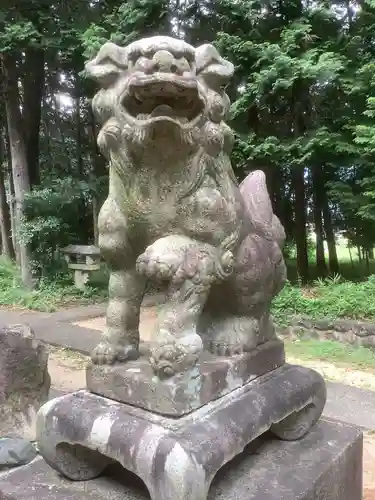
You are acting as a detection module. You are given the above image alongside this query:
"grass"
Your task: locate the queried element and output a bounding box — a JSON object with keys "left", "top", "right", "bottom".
{"left": 0, "top": 257, "right": 107, "bottom": 312}
{"left": 272, "top": 274, "right": 375, "bottom": 326}
{"left": 284, "top": 337, "right": 375, "bottom": 371}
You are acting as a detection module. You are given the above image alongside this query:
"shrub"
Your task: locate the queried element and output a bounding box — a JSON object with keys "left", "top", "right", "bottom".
{"left": 272, "top": 274, "right": 375, "bottom": 325}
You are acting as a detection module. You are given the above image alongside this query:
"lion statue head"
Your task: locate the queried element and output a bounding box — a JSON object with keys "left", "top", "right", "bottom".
{"left": 85, "top": 36, "right": 235, "bottom": 159}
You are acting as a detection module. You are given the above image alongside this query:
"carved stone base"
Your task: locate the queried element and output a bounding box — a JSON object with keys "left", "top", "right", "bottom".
{"left": 86, "top": 339, "right": 285, "bottom": 416}
{"left": 36, "top": 364, "right": 326, "bottom": 500}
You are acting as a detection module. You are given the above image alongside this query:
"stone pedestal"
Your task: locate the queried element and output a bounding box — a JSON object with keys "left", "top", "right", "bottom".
{"left": 36, "top": 364, "right": 326, "bottom": 500}
{"left": 5, "top": 418, "right": 362, "bottom": 500}
{"left": 87, "top": 339, "right": 285, "bottom": 416}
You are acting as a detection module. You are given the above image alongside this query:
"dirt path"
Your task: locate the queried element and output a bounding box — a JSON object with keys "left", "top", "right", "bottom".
{"left": 48, "top": 347, "right": 87, "bottom": 392}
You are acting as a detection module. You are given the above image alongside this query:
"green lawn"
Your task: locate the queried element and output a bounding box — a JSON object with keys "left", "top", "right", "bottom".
{"left": 284, "top": 338, "right": 375, "bottom": 371}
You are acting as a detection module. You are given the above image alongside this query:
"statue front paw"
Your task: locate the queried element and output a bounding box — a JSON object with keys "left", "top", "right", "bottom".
{"left": 136, "top": 236, "right": 234, "bottom": 286}
{"left": 150, "top": 334, "right": 203, "bottom": 378}
{"left": 91, "top": 342, "right": 139, "bottom": 365}
{"left": 136, "top": 237, "right": 191, "bottom": 284}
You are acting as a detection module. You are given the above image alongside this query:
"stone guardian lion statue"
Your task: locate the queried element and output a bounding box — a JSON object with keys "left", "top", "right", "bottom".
{"left": 85, "top": 36, "right": 286, "bottom": 377}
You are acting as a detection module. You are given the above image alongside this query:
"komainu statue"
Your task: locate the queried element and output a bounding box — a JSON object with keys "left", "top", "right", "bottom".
{"left": 36, "top": 37, "right": 327, "bottom": 500}
{"left": 86, "top": 36, "right": 287, "bottom": 377}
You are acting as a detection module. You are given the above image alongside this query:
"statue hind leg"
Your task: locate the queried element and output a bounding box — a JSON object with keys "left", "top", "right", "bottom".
{"left": 202, "top": 233, "right": 286, "bottom": 356}
{"left": 91, "top": 197, "right": 146, "bottom": 365}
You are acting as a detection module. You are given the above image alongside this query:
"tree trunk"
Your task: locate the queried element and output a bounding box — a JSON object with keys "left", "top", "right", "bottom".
{"left": 0, "top": 130, "right": 15, "bottom": 260}
{"left": 0, "top": 170, "right": 14, "bottom": 260}
{"left": 23, "top": 48, "right": 45, "bottom": 187}
{"left": 88, "top": 106, "right": 107, "bottom": 178}
{"left": 348, "top": 245, "right": 354, "bottom": 269}
{"left": 321, "top": 182, "right": 339, "bottom": 275}
{"left": 272, "top": 165, "right": 283, "bottom": 222}
{"left": 2, "top": 126, "right": 18, "bottom": 260}
{"left": 366, "top": 250, "right": 370, "bottom": 275}
{"left": 7, "top": 166, "right": 19, "bottom": 263}
{"left": 311, "top": 165, "right": 327, "bottom": 277}
{"left": 92, "top": 196, "right": 99, "bottom": 245}
{"left": 292, "top": 165, "right": 309, "bottom": 283}
{"left": 75, "top": 74, "right": 84, "bottom": 177}
{"left": 357, "top": 244, "right": 362, "bottom": 262}
{"left": 2, "top": 53, "right": 34, "bottom": 288}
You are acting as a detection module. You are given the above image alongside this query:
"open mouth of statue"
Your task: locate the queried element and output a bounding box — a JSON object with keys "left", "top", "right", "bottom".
{"left": 122, "top": 75, "right": 205, "bottom": 127}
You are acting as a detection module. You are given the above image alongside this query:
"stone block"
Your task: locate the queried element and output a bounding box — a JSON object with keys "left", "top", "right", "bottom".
{"left": 87, "top": 339, "right": 285, "bottom": 416}
{"left": 0, "top": 419, "right": 362, "bottom": 499}
{"left": 0, "top": 324, "right": 50, "bottom": 441}
{"left": 0, "top": 439, "right": 37, "bottom": 470}
{"left": 36, "top": 364, "right": 326, "bottom": 500}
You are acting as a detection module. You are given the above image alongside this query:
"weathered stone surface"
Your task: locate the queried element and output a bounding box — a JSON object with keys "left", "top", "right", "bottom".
{"left": 279, "top": 317, "right": 375, "bottom": 349}
{"left": 0, "top": 324, "right": 50, "bottom": 441}
{"left": 0, "top": 439, "right": 37, "bottom": 469}
{"left": 87, "top": 339, "right": 285, "bottom": 416}
{"left": 85, "top": 35, "right": 287, "bottom": 378}
{"left": 36, "top": 364, "right": 326, "bottom": 500}
{"left": 8, "top": 418, "right": 361, "bottom": 500}
{"left": 209, "top": 418, "right": 363, "bottom": 500}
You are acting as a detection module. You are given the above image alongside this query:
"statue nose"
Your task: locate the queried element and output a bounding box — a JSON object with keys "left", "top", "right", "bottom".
{"left": 152, "top": 50, "right": 177, "bottom": 73}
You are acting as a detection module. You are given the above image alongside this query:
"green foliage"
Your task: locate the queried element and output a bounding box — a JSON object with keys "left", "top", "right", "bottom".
{"left": 20, "top": 178, "right": 97, "bottom": 277}
{"left": 81, "top": 0, "right": 170, "bottom": 58}
{"left": 0, "top": 257, "right": 107, "bottom": 311}
{"left": 4, "top": 0, "right": 375, "bottom": 300}
{"left": 0, "top": 21, "right": 40, "bottom": 50}
{"left": 272, "top": 275, "right": 375, "bottom": 326}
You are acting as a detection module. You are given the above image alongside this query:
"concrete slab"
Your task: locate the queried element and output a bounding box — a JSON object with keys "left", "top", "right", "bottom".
{"left": 0, "top": 306, "right": 103, "bottom": 355}
{"left": 0, "top": 305, "right": 106, "bottom": 326}
{"left": 0, "top": 418, "right": 362, "bottom": 500}
{"left": 325, "top": 381, "right": 375, "bottom": 430}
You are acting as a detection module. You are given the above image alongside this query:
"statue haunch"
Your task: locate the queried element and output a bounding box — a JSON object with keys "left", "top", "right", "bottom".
{"left": 86, "top": 36, "right": 287, "bottom": 378}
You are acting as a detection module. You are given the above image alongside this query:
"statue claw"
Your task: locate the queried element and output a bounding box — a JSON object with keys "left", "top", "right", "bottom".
{"left": 91, "top": 342, "right": 139, "bottom": 365}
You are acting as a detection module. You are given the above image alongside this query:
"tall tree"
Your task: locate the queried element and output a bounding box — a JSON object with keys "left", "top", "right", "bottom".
{"left": 0, "top": 127, "right": 15, "bottom": 260}
{"left": 1, "top": 53, "right": 33, "bottom": 287}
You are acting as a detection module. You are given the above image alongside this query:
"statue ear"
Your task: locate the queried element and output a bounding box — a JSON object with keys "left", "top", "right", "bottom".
{"left": 85, "top": 42, "right": 128, "bottom": 89}
{"left": 195, "top": 44, "right": 234, "bottom": 87}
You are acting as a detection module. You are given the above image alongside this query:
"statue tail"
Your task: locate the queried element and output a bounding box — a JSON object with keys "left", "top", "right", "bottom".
{"left": 239, "top": 170, "right": 286, "bottom": 249}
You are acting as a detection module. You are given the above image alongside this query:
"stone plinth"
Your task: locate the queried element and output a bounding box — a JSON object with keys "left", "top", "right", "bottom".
{"left": 36, "top": 364, "right": 326, "bottom": 500}
{"left": 0, "top": 324, "right": 50, "bottom": 441}
{"left": 6, "top": 419, "right": 362, "bottom": 500}
{"left": 87, "top": 340, "right": 285, "bottom": 416}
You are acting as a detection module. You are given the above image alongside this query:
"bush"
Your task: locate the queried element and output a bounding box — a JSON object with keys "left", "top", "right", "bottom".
{"left": 0, "top": 257, "right": 107, "bottom": 311}
{"left": 272, "top": 274, "right": 375, "bottom": 326}
{"left": 20, "top": 177, "right": 99, "bottom": 278}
